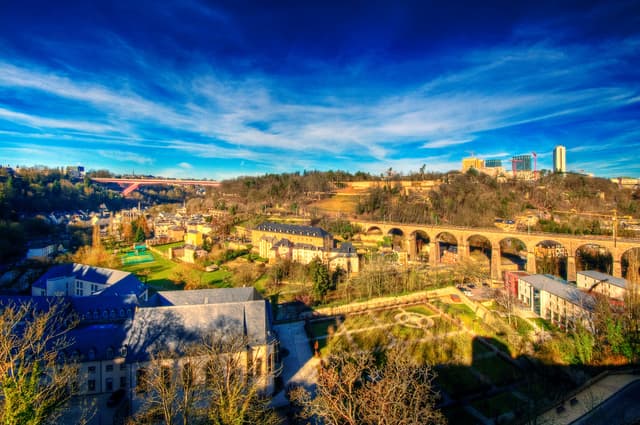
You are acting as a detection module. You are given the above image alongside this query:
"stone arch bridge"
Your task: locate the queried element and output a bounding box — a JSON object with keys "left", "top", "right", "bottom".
{"left": 353, "top": 220, "right": 640, "bottom": 281}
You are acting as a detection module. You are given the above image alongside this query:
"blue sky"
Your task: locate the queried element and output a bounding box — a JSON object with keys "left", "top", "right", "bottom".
{"left": 0, "top": 1, "right": 638, "bottom": 179}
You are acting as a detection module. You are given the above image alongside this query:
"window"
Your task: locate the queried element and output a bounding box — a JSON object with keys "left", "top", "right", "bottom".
{"left": 136, "top": 369, "right": 147, "bottom": 393}
{"left": 120, "top": 363, "right": 127, "bottom": 371}
{"left": 88, "top": 379, "right": 96, "bottom": 392}
{"left": 90, "top": 284, "right": 98, "bottom": 294}
{"left": 254, "top": 358, "right": 262, "bottom": 377}
{"left": 106, "top": 364, "right": 114, "bottom": 372}
{"left": 75, "top": 288, "right": 83, "bottom": 296}
{"left": 120, "top": 376, "right": 127, "bottom": 388}
{"left": 120, "top": 345, "right": 128, "bottom": 357}
{"left": 88, "top": 349, "right": 96, "bottom": 361}
{"left": 88, "top": 366, "right": 96, "bottom": 373}
{"left": 106, "top": 347, "right": 114, "bottom": 358}
{"left": 106, "top": 378, "right": 113, "bottom": 392}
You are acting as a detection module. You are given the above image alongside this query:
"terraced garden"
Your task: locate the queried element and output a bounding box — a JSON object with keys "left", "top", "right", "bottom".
{"left": 303, "top": 291, "right": 577, "bottom": 424}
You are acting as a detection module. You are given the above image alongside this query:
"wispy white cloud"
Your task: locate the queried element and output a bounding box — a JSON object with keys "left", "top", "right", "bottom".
{"left": 178, "top": 162, "right": 192, "bottom": 169}
{"left": 422, "top": 138, "right": 474, "bottom": 149}
{"left": 97, "top": 150, "right": 153, "bottom": 165}
{"left": 0, "top": 31, "right": 638, "bottom": 176}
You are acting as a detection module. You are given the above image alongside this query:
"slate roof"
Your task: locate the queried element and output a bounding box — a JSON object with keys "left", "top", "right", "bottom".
{"left": 33, "top": 263, "right": 146, "bottom": 298}
{"left": 520, "top": 274, "right": 594, "bottom": 310}
{"left": 273, "top": 238, "right": 294, "bottom": 249}
{"left": 3, "top": 287, "right": 274, "bottom": 365}
{"left": 151, "top": 287, "right": 260, "bottom": 306}
{"left": 333, "top": 242, "right": 357, "bottom": 255}
{"left": 67, "top": 322, "right": 129, "bottom": 361}
{"left": 124, "top": 294, "right": 273, "bottom": 362}
{"left": 256, "top": 221, "right": 331, "bottom": 238}
{"left": 577, "top": 270, "right": 627, "bottom": 289}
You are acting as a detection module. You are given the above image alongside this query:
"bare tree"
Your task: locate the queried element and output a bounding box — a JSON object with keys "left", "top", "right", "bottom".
{"left": 0, "top": 299, "right": 80, "bottom": 425}
{"left": 291, "top": 346, "right": 445, "bottom": 425}
{"left": 133, "top": 348, "right": 202, "bottom": 425}
{"left": 494, "top": 288, "right": 517, "bottom": 327}
{"left": 199, "top": 334, "right": 279, "bottom": 425}
{"left": 132, "top": 334, "right": 279, "bottom": 425}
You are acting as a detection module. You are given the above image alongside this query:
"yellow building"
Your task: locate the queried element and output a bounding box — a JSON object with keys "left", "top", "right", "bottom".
{"left": 462, "top": 157, "right": 485, "bottom": 172}
{"left": 252, "top": 222, "right": 333, "bottom": 252}
{"left": 184, "top": 230, "right": 203, "bottom": 247}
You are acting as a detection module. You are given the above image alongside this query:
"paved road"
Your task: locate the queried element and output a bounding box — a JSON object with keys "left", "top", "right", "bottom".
{"left": 571, "top": 379, "right": 640, "bottom": 425}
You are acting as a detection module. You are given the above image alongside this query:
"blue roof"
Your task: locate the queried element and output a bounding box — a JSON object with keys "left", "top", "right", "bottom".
{"left": 32, "top": 263, "right": 147, "bottom": 297}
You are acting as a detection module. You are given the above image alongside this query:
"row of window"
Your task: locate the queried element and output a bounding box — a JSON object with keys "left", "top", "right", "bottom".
{"left": 86, "top": 345, "right": 128, "bottom": 360}
{"left": 87, "top": 376, "right": 126, "bottom": 392}
{"left": 81, "top": 308, "right": 133, "bottom": 321}
{"left": 87, "top": 363, "right": 127, "bottom": 374}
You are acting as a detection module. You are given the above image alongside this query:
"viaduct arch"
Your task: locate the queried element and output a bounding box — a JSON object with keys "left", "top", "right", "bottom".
{"left": 353, "top": 220, "right": 640, "bottom": 281}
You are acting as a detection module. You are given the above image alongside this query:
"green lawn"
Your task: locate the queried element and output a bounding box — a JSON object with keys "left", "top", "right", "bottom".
{"left": 473, "top": 355, "right": 522, "bottom": 386}
{"left": 151, "top": 241, "right": 185, "bottom": 253}
{"left": 405, "top": 305, "right": 437, "bottom": 316}
{"left": 390, "top": 324, "right": 426, "bottom": 340}
{"left": 342, "top": 313, "right": 376, "bottom": 330}
{"left": 306, "top": 318, "right": 341, "bottom": 339}
{"left": 532, "top": 318, "right": 557, "bottom": 331}
{"left": 432, "top": 300, "right": 477, "bottom": 327}
{"left": 120, "top": 251, "right": 231, "bottom": 291}
{"left": 120, "top": 251, "right": 179, "bottom": 290}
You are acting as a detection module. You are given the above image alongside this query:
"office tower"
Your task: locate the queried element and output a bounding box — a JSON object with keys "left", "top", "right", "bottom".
{"left": 553, "top": 145, "right": 566, "bottom": 173}
{"left": 512, "top": 155, "right": 532, "bottom": 172}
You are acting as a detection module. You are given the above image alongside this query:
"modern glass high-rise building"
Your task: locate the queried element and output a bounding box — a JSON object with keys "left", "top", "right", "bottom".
{"left": 553, "top": 145, "right": 566, "bottom": 173}
{"left": 485, "top": 159, "right": 502, "bottom": 168}
{"left": 512, "top": 155, "right": 532, "bottom": 171}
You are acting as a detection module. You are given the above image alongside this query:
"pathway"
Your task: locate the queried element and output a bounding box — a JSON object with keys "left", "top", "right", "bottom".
{"left": 537, "top": 374, "right": 640, "bottom": 425}
{"left": 270, "top": 321, "right": 320, "bottom": 408}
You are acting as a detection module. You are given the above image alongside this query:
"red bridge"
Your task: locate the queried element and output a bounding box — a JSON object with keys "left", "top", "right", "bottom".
{"left": 91, "top": 177, "right": 221, "bottom": 196}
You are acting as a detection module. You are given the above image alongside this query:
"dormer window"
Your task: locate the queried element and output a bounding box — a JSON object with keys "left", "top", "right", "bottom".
{"left": 106, "top": 346, "right": 114, "bottom": 359}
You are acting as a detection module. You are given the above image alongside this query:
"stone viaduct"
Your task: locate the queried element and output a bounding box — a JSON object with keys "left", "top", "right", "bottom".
{"left": 353, "top": 220, "right": 640, "bottom": 281}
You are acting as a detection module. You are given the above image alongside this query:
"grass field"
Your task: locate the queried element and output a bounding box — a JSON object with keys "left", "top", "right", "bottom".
{"left": 308, "top": 194, "right": 359, "bottom": 214}
{"left": 151, "top": 241, "right": 185, "bottom": 253}
{"left": 120, "top": 250, "right": 231, "bottom": 291}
